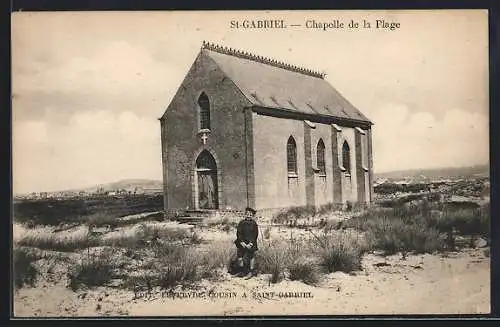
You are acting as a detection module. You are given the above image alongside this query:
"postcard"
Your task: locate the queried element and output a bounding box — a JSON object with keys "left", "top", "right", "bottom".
{"left": 11, "top": 10, "right": 490, "bottom": 317}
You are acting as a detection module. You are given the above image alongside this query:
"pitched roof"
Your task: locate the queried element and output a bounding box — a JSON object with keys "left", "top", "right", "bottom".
{"left": 201, "top": 42, "right": 372, "bottom": 125}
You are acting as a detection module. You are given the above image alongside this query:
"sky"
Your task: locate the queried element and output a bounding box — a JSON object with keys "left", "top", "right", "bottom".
{"left": 11, "top": 10, "right": 489, "bottom": 194}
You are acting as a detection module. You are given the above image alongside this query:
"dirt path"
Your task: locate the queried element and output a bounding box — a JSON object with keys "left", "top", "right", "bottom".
{"left": 13, "top": 248, "right": 489, "bottom": 317}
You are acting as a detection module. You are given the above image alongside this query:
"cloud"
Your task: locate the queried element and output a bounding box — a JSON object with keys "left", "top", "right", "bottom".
{"left": 10, "top": 12, "right": 489, "bottom": 193}
{"left": 13, "top": 40, "right": 190, "bottom": 123}
{"left": 371, "top": 104, "right": 489, "bottom": 172}
{"left": 13, "top": 110, "right": 161, "bottom": 194}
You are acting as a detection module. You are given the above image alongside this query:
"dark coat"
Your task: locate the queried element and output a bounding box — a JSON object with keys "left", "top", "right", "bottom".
{"left": 235, "top": 218, "right": 259, "bottom": 251}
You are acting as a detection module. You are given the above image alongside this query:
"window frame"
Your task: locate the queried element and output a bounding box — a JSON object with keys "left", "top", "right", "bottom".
{"left": 316, "top": 138, "right": 326, "bottom": 177}
{"left": 197, "top": 92, "right": 211, "bottom": 131}
{"left": 342, "top": 140, "right": 351, "bottom": 176}
{"left": 287, "top": 136, "right": 298, "bottom": 177}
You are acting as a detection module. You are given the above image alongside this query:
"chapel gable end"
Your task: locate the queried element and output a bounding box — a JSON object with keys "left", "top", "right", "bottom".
{"left": 160, "top": 50, "right": 251, "bottom": 123}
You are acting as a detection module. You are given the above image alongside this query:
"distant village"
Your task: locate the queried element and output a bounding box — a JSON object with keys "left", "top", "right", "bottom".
{"left": 15, "top": 185, "right": 163, "bottom": 201}
{"left": 15, "top": 173, "right": 489, "bottom": 202}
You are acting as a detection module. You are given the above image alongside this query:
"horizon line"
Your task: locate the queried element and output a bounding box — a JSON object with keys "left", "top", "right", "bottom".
{"left": 13, "top": 163, "right": 489, "bottom": 195}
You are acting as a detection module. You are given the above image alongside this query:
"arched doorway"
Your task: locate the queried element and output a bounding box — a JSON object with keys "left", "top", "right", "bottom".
{"left": 195, "top": 150, "right": 219, "bottom": 209}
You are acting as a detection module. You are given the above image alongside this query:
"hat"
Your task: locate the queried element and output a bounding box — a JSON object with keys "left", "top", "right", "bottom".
{"left": 245, "top": 207, "right": 257, "bottom": 214}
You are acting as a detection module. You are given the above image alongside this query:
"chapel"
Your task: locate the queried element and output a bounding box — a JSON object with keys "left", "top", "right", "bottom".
{"left": 160, "top": 41, "right": 374, "bottom": 213}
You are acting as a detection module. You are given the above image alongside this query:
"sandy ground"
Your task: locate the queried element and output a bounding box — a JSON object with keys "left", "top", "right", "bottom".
{"left": 13, "top": 247, "right": 490, "bottom": 317}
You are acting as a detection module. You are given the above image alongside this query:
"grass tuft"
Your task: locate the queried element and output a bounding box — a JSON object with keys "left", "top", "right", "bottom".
{"left": 310, "top": 230, "right": 365, "bottom": 273}
{"left": 288, "top": 256, "right": 320, "bottom": 285}
{"left": 17, "top": 226, "right": 97, "bottom": 252}
{"left": 13, "top": 247, "right": 39, "bottom": 289}
{"left": 67, "top": 248, "right": 116, "bottom": 291}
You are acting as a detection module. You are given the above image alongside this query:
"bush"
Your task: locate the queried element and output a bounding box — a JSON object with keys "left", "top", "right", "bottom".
{"left": 311, "top": 231, "right": 364, "bottom": 273}
{"left": 100, "top": 223, "right": 199, "bottom": 248}
{"left": 443, "top": 207, "right": 489, "bottom": 237}
{"left": 341, "top": 207, "right": 445, "bottom": 255}
{"left": 342, "top": 207, "right": 393, "bottom": 231}
{"left": 143, "top": 223, "right": 193, "bottom": 242}
{"left": 257, "top": 241, "right": 290, "bottom": 283}
{"left": 316, "top": 203, "right": 342, "bottom": 215}
{"left": 374, "top": 182, "right": 430, "bottom": 195}
{"left": 270, "top": 203, "right": 351, "bottom": 225}
{"left": 199, "top": 240, "right": 236, "bottom": 279}
{"left": 150, "top": 243, "right": 207, "bottom": 288}
{"left": 13, "top": 247, "right": 39, "bottom": 289}
{"left": 437, "top": 205, "right": 490, "bottom": 248}
{"left": 263, "top": 226, "right": 271, "bottom": 240}
{"left": 321, "top": 218, "right": 343, "bottom": 232}
{"left": 288, "top": 257, "right": 320, "bottom": 285}
{"left": 126, "top": 251, "right": 203, "bottom": 293}
{"left": 68, "top": 248, "right": 116, "bottom": 290}
{"left": 189, "top": 231, "right": 203, "bottom": 244}
{"left": 257, "top": 239, "right": 306, "bottom": 283}
{"left": 205, "top": 215, "right": 238, "bottom": 231}
{"left": 100, "top": 228, "right": 144, "bottom": 248}
{"left": 156, "top": 249, "right": 201, "bottom": 288}
{"left": 272, "top": 205, "right": 316, "bottom": 224}
{"left": 83, "top": 212, "right": 120, "bottom": 228}
{"left": 367, "top": 218, "right": 444, "bottom": 255}
{"left": 17, "top": 226, "right": 97, "bottom": 252}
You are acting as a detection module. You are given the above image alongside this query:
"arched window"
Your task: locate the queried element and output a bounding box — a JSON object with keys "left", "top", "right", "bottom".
{"left": 198, "top": 92, "right": 210, "bottom": 130}
{"left": 317, "top": 139, "right": 326, "bottom": 175}
{"left": 287, "top": 136, "right": 297, "bottom": 175}
{"left": 342, "top": 141, "right": 351, "bottom": 175}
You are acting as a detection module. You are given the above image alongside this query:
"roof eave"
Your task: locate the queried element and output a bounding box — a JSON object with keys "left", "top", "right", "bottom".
{"left": 247, "top": 105, "right": 373, "bottom": 128}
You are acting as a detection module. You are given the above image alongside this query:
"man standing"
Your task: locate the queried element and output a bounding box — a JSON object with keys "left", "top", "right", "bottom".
{"left": 234, "top": 207, "right": 259, "bottom": 279}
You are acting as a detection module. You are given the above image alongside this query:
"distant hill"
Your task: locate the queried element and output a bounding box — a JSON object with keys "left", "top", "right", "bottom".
{"left": 375, "top": 164, "right": 489, "bottom": 181}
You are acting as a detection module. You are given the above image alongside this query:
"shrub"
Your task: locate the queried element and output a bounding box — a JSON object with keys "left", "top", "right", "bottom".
{"left": 100, "top": 228, "right": 144, "bottom": 248}
{"left": 263, "top": 226, "right": 271, "bottom": 240}
{"left": 444, "top": 207, "right": 489, "bottom": 237}
{"left": 345, "top": 201, "right": 353, "bottom": 212}
{"left": 272, "top": 205, "right": 316, "bottom": 224}
{"left": 479, "top": 203, "right": 491, "bottom": 242}
{"left": 68, "top": 248, "right": 116, "bottom": 291}
{"left": 17, "top": 226, "right": 97, "bottom": 252}
{"left": 342, "top": 208, "right": 393, "bottom": 231}
{"left": 257, "top": 239, "right": 306, "bottom": 283}
{"left": 321, "top": 218, "right": 343, "bottom": 232}
{"left": 437, "top": 205, "right": 490, "bottom": 248}
{"left": 205, "top": 213, "right": 239, "bottom": 233}
{"left": 316, "top": 203, "right": 341, "bottom": 215}
{"left": 82, "top": 212, "right": 120, "bottom": 228}
{"left": 367, "top": 218, "right": 444, "bottom": 255}
{"left": 199, "top": 240, "right": 236, "bottom": 279}
{"left": 123, "top": 273, "right": 157, "bottom": 297}
{"left": 100, "top": 223, "right": 198, "bottom": 248}
{"left": 156, "top": 250, "right": 200, "bottom": 288}
{"left": 141, "top": 223, "right": 190, "bottom": 241}
{"left": 310, "top": 231, "right": 364, "bottom": 273}
{"left": 189, "top": 231, "right": 203, "bottom": 244}
{"left": 257, "top": 241, "right": 289, "bottom": 283}
{"left": 13, "top": 247, "right": 39, "bottom": 289}
{"left": 288, "top": 257, "right": 320, "bottom": 285}
{"left": 374, "top": 182, "right": 430, "bottom": 195}
{"left": 344, "top": 206, "right": 445, "bottom": 255}
{"left": 151, "top": 243, "right": 205, "bottom": 288}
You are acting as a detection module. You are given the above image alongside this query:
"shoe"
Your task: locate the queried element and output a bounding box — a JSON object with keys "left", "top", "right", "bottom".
{"left": 235, "top": 271, "right": 246, "bottom": 278}
{"left": 244, "top": 271, "right": 255, "bottom": 279}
